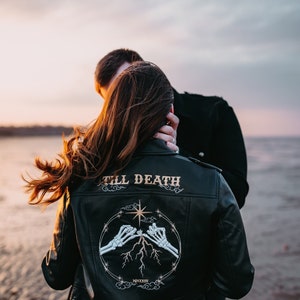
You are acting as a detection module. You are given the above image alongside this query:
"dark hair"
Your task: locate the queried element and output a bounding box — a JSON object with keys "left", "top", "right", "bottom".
{"left": 94, "top": 48, "right": 143, "bottom": 88}
{"left": 24, "top": 61, "right": 173, "bottom": 206}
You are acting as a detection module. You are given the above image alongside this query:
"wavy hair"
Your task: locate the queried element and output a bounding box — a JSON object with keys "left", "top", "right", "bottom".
{"left": 24, "top": 61, "right": 174, "bottom": 206}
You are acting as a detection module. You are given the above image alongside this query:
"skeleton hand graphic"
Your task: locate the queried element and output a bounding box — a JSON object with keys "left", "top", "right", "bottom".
{"left": 100, "top": 225, "right": 140, "bottom": 255}
{"left": 143, "top": 223, "right": 179, "bottom": 258}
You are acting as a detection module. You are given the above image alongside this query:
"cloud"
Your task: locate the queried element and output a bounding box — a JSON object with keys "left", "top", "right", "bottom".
{"left": 0, "top": 0, "right": 299, "bottom": 135}
{"left": 0, "top": 0, "right": 63, "bottom": 18}
{"left": 163, "top": 2, "right": 300, "bottom": 64}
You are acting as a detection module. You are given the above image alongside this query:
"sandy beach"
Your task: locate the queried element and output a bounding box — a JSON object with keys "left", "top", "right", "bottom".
{"left": 0, "top": 196, "right": 69, "bottom": 300}
{"left": 1, "top": 136, "right": 300, "bottom": 300}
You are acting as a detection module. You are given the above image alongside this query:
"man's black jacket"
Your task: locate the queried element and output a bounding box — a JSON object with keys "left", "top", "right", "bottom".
{"left": 174, "top": 90, "right": 249, "bottom": 208}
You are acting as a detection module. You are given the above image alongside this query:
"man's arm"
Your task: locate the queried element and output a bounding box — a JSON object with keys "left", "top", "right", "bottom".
{"left": 211, "top": 101, "right": 249, "bottom": 208}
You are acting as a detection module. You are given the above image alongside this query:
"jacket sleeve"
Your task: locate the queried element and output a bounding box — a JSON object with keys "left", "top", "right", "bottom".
{"left": 41, "top": 193, "right": 80, "bottom": 290}
{"left": 211, "top": 101, "right": 249, "bottom": 208}
{"left": 210, "top": 174, "right": 254, "bottom": 299}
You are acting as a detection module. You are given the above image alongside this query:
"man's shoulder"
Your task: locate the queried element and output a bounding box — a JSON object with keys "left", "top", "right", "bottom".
{"left": 181, "top": 91, "right": 228, "bottom": 104}
{"left": 173, "top": 90, "right": 230, "bottom": 114}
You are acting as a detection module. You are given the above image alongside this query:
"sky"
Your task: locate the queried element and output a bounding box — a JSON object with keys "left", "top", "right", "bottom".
{"left": 0, "top": 0, "right": 299, "bottom": 136}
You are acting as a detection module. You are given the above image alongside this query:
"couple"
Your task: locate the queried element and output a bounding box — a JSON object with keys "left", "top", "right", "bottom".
{"left": 24, "top": 49, "right": 254, "bottom": 299}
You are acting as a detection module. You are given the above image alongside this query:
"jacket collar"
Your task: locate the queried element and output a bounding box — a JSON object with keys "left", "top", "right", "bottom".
{"left": 135, "top": 138, "right": 176, "bottom": 156}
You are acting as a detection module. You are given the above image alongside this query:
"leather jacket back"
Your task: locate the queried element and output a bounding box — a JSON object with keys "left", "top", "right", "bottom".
{"left": 42, "top": 139, "right": 254, "bottom": 299}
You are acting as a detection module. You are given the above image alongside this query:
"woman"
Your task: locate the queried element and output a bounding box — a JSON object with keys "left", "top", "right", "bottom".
{"left": 24, "top": 61, "right": 254, "bottom": 299}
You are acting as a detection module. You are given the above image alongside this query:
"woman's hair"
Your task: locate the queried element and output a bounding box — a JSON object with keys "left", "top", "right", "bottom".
{"left": 94, "top": 48, "right": 143, "bottom": 88}
{"left": 24, "top": 61, "right": 173, "bottom": 206}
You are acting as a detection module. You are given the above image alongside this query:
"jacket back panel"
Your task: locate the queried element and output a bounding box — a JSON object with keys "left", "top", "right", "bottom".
{"left": 70, "top": 152, "right": 222, "bottom": 299}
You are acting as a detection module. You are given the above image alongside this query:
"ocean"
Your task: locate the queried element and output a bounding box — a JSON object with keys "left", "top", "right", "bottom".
{"left": 0, "top": 136, "right": 299, "bottom": 300}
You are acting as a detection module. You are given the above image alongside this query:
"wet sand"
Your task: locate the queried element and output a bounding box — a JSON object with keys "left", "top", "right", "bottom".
{"left": 0, "top": 197, "right": 69, "bottom": 300}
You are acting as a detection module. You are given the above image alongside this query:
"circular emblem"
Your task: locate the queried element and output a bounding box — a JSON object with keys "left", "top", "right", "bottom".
{"left": 99, "top": 200, "right": 181, "bottom": 290}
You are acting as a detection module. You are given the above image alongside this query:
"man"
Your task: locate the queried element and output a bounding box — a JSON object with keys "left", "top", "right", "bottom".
{"left": 94, "top": 49, "right": 249, "bottom": 210}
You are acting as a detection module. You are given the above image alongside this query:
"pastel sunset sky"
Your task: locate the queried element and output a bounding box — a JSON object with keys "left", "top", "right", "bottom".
{"left": 0, "top": 0, "right": 299, "bottom": 136}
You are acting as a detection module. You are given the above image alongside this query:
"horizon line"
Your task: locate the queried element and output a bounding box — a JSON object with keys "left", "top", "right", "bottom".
{"left": 0, "top": 124, "right": 299, "bottom": 138}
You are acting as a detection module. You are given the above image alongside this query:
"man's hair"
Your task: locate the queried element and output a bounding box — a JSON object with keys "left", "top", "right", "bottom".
{"left": 95, "top": 48, "right": 143, "bottom": 87}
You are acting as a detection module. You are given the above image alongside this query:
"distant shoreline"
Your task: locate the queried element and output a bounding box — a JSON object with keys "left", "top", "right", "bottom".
{"left": 0, "top": 125, "right": 73, "bottom": 137}
{"left": 0, "top": 126, "right": 299, "bottom": 139}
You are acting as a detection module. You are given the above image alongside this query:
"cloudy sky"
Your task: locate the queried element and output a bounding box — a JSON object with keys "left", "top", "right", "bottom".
{"left": 0, "top": 0, "right": 299, "bottom": 136}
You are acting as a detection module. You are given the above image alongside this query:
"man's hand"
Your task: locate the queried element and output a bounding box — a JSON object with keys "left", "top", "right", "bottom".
{"left": 154, "top": 112, "right": 179, "bottom": 153}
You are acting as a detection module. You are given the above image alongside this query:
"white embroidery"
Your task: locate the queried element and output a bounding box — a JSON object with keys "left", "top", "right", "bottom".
{"left": 98, "top": 201, "right": 182, "bottom": 290}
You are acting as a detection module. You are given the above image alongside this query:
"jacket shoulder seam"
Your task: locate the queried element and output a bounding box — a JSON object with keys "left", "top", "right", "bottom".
{"left": 188, "top": 157, "right": 222, "bottom": 172}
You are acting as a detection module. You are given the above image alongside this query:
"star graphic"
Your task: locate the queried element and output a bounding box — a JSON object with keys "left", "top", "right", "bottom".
{"left": 126, "top": 200, "right": 152, "bottom": 226}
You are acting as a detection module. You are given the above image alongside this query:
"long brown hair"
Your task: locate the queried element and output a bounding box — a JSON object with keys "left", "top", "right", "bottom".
{"left": 24, "top": 61, "right": 173, "bottom": 206}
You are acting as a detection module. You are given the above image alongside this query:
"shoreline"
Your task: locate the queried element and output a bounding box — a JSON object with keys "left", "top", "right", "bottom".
{"left": 0, "top": 126, "right": 73, "bottom": 137}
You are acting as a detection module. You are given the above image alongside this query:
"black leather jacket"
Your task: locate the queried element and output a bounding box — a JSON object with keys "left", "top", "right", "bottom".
{"left": 42, "top": 139, "right": 254, "bottom": 299}
{"left": 174, "top": 90, "right": 249, "bottom": 208}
